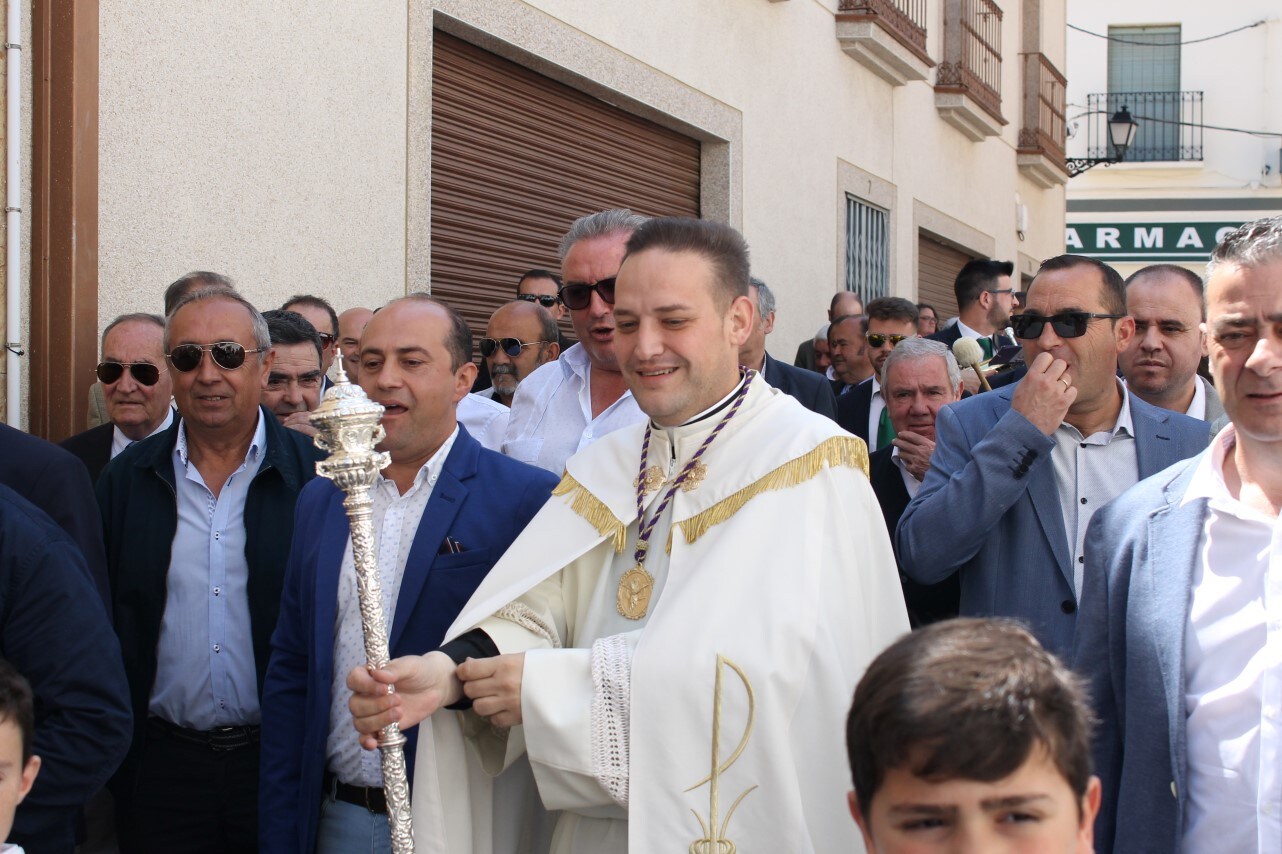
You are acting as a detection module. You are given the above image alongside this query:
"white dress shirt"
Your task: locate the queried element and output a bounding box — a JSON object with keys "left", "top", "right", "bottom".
{"left": 110, "top": 408, "right": 174, "bottom": 458}
{"left": 458, "top": 392, "right": 509, "bottom": 452}
{"left": 327, "top": 427, "right": 459, "bottom": 787}
{"left": 890, "top": 445, "right": 922, "bottom": 498}
{"left": 1180, "top": 424, "right": 1282, "bottom": 853}
{"left": 502, "top": 344, "right": 644, "bottom": 474}
{"left": 1185, "top": 376, "right": 1210, "bottom": 421}
{"left": 1050, "top": 384, "right": 1136, "bottom": 596}
{"left": 867, "top": 377, "right": 887, "bottom": 452}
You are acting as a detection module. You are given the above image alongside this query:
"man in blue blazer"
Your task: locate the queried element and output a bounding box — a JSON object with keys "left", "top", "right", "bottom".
{"left": 1074, "top": 216, "right": 1282, "bottom": 854}
{"left": 744, "top": 280, "right": 837, "bottom": 419}
{"left": 898, "top": 255, "right": 1210, "bottom": 660}
{"left": 259, "top": 295, "right": 558, "bottom": 854}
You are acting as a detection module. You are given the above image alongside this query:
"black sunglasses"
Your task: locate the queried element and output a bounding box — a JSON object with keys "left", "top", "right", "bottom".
{"left": 167, "top": 342, "right": 268, "bottom": 373}
{"left": 516, "top": 294, "right": 559, "bottom": 309}
{"left": 479, "top": 337, "right": 549, "bottom": 358}
{"left": 866, "top": 333, "right": 909, "bottom": 349}
{"left": 558, "top": 277, "right": 617, "bottom": 310}
{"left": 1011, "top": 312, "right": 1127, "bottom": 340}
{"left": 317, "top": 332, "right": 336, "bottom": 347}
{"left": 96, "top": 361, "right": 162, "bottom": 386}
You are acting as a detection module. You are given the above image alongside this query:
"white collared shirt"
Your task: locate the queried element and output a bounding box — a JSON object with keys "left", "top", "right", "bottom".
{"left": 110, "top": 408, "right": 174, "bottom": 458}
{"left": 458, "top": 392, "right": 509, "bottom": 452}
{"left": 890, "top": 445, "right": 922, "bottom": 498}
{"left": 1185, "top": 376, "right": 1210, "bottom": 421}
{"left": 867, "top": 378, "right": 887, "bottom": 451}
{"left": 1050, "top": 383, "right": 1136, "bottom": 596}
{"left": 954, "top": 319, "right": 987, "bottom": 341}
{"left": 501, "top": 343, "right": 644, "bottom": 474}
{"left": 327, "top": 426, "right": 459, "bottom": 786}
{"left": 1180, "top": 424, "right": 1282, "bottom": 853}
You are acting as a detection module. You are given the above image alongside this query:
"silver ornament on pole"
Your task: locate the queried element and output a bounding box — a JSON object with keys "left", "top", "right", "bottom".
{"left": 309, "top": 356, "right": 414, "bottom": 852}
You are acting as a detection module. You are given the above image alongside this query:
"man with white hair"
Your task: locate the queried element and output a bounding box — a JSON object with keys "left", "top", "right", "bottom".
{"left": 502, "top": 210, "right": 647, "bottom": 474}
{"left": 868, "top": 337, "right": 962, "bottom": 626}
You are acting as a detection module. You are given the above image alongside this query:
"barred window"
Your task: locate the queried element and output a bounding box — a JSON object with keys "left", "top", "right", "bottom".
{"left": 845, "top": 195, "right": 889, "bottom": 305}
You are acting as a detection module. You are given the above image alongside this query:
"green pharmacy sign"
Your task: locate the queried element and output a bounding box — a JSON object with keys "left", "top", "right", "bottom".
{"left": 1065, "top": 222, "right": 1246, "bottom": 262}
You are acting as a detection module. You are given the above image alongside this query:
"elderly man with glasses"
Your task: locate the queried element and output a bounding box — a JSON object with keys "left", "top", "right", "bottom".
{"left": 479, "top": 300, "right": 561, "bottom": 407}
{"left": 897, "top": 255, "right": 1210, "bottom": 661}
{"left": 501, "top": 210, "right": 648, "bottom": 474}
{"left": 96, "top": 288, "right": 322, "bottom": 853}
{"left": 62, "top": 313, "right": 175, "bottom": 482}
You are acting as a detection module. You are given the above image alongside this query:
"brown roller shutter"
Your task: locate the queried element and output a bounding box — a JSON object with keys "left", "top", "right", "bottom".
{"left": 917, "top": 233, "right": 977, "bottom": 324}
{"left": 430, "top": 33, "right": 701, "bottom": 350}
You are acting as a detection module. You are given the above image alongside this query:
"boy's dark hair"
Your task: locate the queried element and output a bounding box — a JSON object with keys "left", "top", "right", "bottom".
{"left": 846, "top": 618, "right": 1094, "bottom": 817}
{"left": 0, "top": 659, "right": 35, "bottom": 764}
{"left": 954, "top": 259, "right": 1015, "bottom": 309}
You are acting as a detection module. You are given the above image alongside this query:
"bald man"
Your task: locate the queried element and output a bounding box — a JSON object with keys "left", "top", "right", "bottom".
{"left": 336, "top": 307, "right": 373, "bottom": 380}
{"left": 481, "top": 301, "right": 561, "bottom": 407}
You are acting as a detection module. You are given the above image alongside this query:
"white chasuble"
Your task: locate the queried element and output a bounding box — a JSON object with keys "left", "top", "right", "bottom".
{"left": 414, "top": 377, "right": 910, "bottom": 853}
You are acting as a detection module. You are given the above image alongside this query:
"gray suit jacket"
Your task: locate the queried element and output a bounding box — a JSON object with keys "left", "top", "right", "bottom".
{"left": 896, "top": 384, "right": 1210, "bottom": 659}
{"left": 1072, "top": 452, "right": 1208, "bottom": 854}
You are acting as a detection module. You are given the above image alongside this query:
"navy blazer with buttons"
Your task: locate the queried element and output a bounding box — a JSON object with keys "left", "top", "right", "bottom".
{"left": 896, "top": 383, "right": 1210, "bottom": 659}
{"left": 258, "top": 425, "right": 558, "bottom": 854}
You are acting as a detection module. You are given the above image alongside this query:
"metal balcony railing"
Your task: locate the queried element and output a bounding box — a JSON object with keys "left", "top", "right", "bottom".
{"left": 837, "top": 0, "right": 930, "bottom": 61}
{"left": 1086, "top": 91, "right": 1203, "bottom": 163}
{"left": 1018, "top": 52, "right": 1066, "bottom": 161}
{"left": 936, "top": 0, "right": 1003, "bottom": 123}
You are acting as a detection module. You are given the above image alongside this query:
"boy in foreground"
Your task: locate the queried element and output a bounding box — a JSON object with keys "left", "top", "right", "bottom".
{"left": 846, "top": 619, "right": 1101, "bottom": 853}
{"left": 0, "top": 660, "right": 41, "bottom": 854}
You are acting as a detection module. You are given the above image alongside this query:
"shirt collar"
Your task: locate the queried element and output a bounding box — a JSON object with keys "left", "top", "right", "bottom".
{"left": 562, "top": 342, "right": 591, "bottom": 381}
{"left": 113, "top": 408, "right": 174, "bottom": 454}
{"left": 174, "top": 408, "right": 267, "bottom": 468}
{"left": 1058, "top": 379, "right": 1134, "bottom": 441}
{"left": 1186, "top": 375, "right": 1209, "bottom": 420}
{"left": 956, "top": 319, "right": 985, "bottom": 340}
{"left": 1182, "top": 423, "right": 1238, "bottom": 507}
{"left": 379, "top": 425, "right": 459, "bottom": 498}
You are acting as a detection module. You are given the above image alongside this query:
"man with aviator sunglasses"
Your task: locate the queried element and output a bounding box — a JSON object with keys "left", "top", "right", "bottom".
{"left": 898, "top": 254, "right": 1210, "bottom": 661}
{"left": 97, "top": 289, "right": 323, "bottom": 852}
{"left": 502, "top": 210, "right": 647, "bottom": 474}
{"left": 62, "top": 313, "right": 175, "bottom": 483}
{"left": 479, "top": 300, "right": 561, "bottom": 407}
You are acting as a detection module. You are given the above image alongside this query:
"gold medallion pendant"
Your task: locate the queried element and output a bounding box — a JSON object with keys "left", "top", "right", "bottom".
{"left": 616, "top": 565, "right": 654, "bottom": 620}
{"left": 634, "top": 465, "right": 667, "bottom": 495}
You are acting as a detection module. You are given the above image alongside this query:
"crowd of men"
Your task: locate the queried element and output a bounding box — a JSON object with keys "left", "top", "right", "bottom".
{"left": 0, "top": 210, "right": 1277, "bottom": 854}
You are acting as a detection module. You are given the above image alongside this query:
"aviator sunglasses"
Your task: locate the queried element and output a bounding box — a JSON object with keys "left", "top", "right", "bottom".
{"left": 865, "top": 333, "right": 909, "bottom": 349}
{"left": 96, "top": 361, "right": 162, "bottom": 386}
{"left": 479, "top": 337, "right": 550, "bottom": 359}
{"left": 558, "top": 277, "right": 617, "bottom": 310}
{"left": 166, "top": 342, "right": 268, "bottom": 373}
{"left": 516, "top": 293, "right": 559, "bottom": 309}
{"left": 1010, "top": 312, "right": 1126, "bottom": 340}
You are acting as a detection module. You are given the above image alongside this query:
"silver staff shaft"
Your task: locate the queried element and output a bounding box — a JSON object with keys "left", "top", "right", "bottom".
{"left": 310, "top": 358, "right": 414, "bottom": 852}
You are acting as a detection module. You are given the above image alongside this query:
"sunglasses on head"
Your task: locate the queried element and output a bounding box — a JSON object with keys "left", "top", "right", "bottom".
{"left": 866, "top": 333, "right": 909, "bottom": 349}
{"left": 96, "top": 361, "right": 162, "bottom": 386}
{"left": 166, "top": 342, "right": 268, "bottom": 373}
{"left": 479, "top": 337, "right": 548, "bottom": 358}
{"left": 1010, "top": 312, "right": 1126, "bottom": 340}
{"left": 516, "top": 293, "right": 559, "bottom": 309}
{"left": 558, "top": 278, "right": 617, "bottom": 310}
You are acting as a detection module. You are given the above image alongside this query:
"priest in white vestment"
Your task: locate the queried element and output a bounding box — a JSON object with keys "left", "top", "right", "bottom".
{"left": 347, "top": 217, "right": 910, "bottom": 853}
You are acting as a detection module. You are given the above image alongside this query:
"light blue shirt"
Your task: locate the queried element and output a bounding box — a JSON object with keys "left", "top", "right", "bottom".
{"left": 148, "top": 411, "right": 267, "bottom": 729}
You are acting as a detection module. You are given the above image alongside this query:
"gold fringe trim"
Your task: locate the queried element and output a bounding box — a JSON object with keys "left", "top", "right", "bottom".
{"left": 672, "top": 435, "right": 870, "bottom": 549}
{"left": 552, "top": 472, "right": 628, "bottom": 553}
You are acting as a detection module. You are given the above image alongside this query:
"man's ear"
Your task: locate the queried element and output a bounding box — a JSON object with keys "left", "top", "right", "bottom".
{"left": 453, "top": 361, "right": 478, "bottom": 402}
{"left": 1113, "top": 315, "right": 1136, "bottom": 353}
{"left": 17, "top": 754, "right": 40, "bottom": 805}
{"left": 1076, "top": 776, "right": 1103, "bottom": 853}
{"left": 728, "top": 294, "right": 755, "bottom": 348}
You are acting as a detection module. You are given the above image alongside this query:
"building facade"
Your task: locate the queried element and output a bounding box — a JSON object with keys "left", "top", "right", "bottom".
{"left": 5, "top": 0, "right": 1068, "bottom": 436}
{"left": 1065, "top": 2, "right": 1282, "bottom": 280}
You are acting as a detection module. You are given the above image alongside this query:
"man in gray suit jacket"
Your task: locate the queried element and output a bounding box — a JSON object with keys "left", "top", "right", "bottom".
{"left": 1074, "top": 216, "right": 1282, "bottom": 854}
{"left": 898, "top": 255, "right": 1210, "bottom": 660}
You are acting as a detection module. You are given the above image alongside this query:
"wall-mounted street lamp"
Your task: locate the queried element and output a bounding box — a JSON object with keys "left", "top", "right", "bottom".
{"left": 1066, "top": 106, "right": 1140, "bottom": 177}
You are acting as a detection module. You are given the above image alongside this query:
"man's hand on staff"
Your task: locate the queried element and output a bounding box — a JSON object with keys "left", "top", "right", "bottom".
{"left": 348, "top": 651, "right": 462, "bottom": 750}
{"left": 1010, "top": 351, "right": 1076, "bottom": 435}
{"left": 458, "top": 653, "right": 525, "bottom": 728}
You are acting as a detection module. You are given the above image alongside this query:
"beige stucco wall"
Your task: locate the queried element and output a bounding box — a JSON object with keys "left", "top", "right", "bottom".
{"left": 97, "top": 1, "right": 410, "bottom": 332}
{"left": 92, "top": 0, "right": 1067, "bottom": 356}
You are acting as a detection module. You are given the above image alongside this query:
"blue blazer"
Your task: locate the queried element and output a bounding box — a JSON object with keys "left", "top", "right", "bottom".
{"left": 896, "top": 384, "right": 1210, "bottom": 659}
{"left": 763, "top": 353, "right": 837, "bottom": 420}
{"left": 1073, "top": 452, "right": 1207, "bottom": 854}
{"left": 259, "top": 426, "right": 558, "bottom": 853}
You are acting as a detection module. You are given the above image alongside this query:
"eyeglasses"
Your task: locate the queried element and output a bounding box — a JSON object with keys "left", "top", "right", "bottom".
{"left": 558, "top": 277, "right": 617, "bottom": 310}
{"left": 987, "top": 288, "right": 1016, "bottom": 295}
{"left": 1010, "top": 312, "right": 1127, "bottom": 340}
{"left": 479, "top": 337, "right": 549, "bottom": 358}
{"left": 96, "top": 361, "right": 162, "bottom": 386}
{"left": 167, "top": 342, "right": 268, "bottom": 373}
{"left": 516, "top": 294, "right": 559, "bottom": 309}
{"left": 866, "top": 333, "right": 909, "bottom": 349}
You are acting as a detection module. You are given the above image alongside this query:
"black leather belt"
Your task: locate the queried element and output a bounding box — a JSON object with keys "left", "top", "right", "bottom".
{"left": 148, "top": 717, "right": 260, "bottom": 751}
{"left": 324, "top": 771, "right": 387, "bottom": 814}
